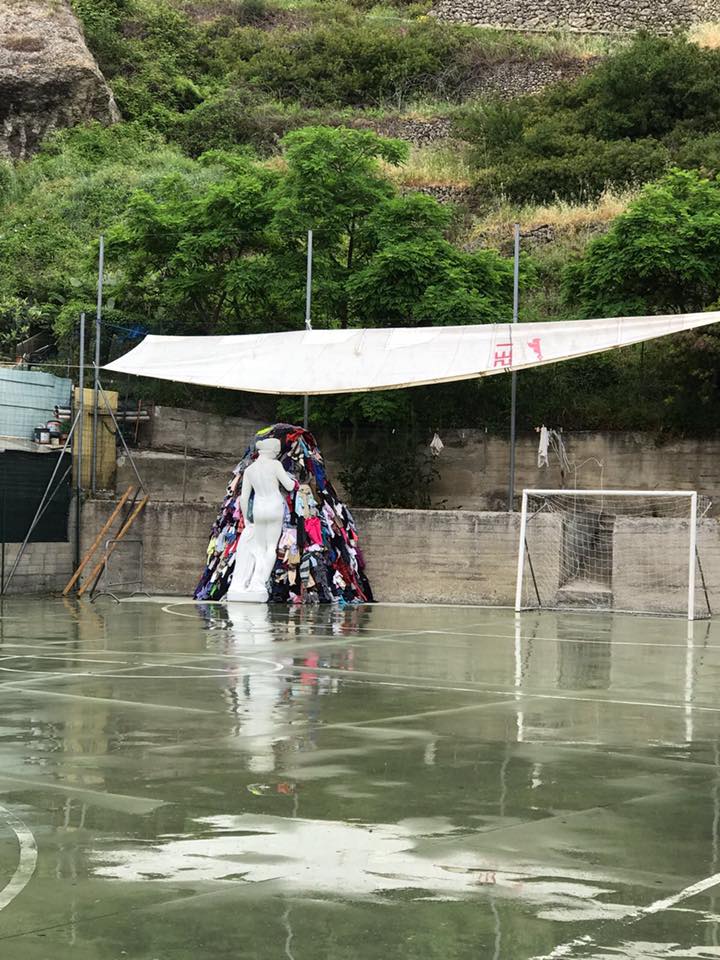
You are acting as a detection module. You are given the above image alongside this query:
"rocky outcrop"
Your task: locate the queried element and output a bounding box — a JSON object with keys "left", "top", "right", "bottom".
{"left": 432, "top": 0, "right": 720, "bottom": 32}
{"left": 0, "top": 0, "right": 119, "bottom": 159}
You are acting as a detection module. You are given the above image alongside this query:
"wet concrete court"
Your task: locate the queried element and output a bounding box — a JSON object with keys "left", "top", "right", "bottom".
{"left": 1, "top": 599, "right": 720, "bottom": 959}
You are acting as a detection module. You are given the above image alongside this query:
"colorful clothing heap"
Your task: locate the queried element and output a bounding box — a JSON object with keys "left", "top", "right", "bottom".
{"left": 193, "top": 423, "right": 373, "bottom": 604}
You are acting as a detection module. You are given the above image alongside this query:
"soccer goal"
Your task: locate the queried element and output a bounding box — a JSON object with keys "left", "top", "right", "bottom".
{"left": 515, "top": 490, "right": 712, "bottom": 621}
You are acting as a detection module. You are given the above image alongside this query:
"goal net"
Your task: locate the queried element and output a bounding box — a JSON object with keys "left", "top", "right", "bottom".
{"left": 515, "top": 490, "right": 712, "bottom": 620}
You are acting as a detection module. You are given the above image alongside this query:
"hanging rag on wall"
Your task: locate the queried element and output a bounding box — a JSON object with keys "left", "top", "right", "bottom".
{"left": 193, "top": 423, "right": 373, "bottom": 605}
{"left": 430, "top": 433, "right": 444, "bottom": 457}
{"left": 537, "top": 425, "right": 571, "bottom": 484}
{"left": 537, "top": 425, "right": 550, "bottom": 468}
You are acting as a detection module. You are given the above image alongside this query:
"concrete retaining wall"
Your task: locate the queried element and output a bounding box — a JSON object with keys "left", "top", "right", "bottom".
{"left": 75, "top": 502, "right": 529, "bottom": 603}
{"left": 24, "top": 501, "right": 712, "bottom": 615}
{"left": 426, "top": 429, "right": 720, "bottom": 513}
{"left": 1, "top": 539, "right": 74, "bottom": 595}
{"left": 5, "top": 498, "right": 720, "bottom": 613}
{"left": 125, "top": 408, "right": 720, "bottom": 514}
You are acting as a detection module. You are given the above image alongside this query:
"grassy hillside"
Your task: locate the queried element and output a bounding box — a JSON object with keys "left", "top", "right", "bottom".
{"left": 2, "top": 0, "right": 720, "bottom": 455}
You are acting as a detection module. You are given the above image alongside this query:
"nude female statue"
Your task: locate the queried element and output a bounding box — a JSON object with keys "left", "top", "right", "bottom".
{"left": 226, "top": 437, "right": 295, "bottom": 603}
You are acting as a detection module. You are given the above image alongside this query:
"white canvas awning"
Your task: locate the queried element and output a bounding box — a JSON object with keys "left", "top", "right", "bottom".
{"left": 103, "top": 312, "right": 720, "bottom": 395}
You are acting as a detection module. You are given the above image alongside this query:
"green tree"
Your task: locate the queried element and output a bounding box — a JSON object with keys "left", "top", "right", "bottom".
{"left": 108, "top": 151, "right": 282, "bottom": 334}
{"left": 563, "top": 168, "right": 720, "bottom": 433}
{"left": 107, "top": 126, "right": 515, "bottom": 338}
{"left": 564, "top": 168, "right": 720, "bottom": 316}
{"left": 273, "top": 126, "right": 515, "bottom": 328}
{"left": 0, "top": 124, "right": 201, "bottom": 344}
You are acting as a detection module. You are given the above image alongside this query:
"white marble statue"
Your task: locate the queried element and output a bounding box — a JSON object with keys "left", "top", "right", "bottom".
{"left": 226, "top": 437, "right": 295, "bottom": 603}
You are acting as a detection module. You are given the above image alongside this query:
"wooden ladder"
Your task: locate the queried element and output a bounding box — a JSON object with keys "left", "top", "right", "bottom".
{"left": 62, "top": 487, "right": 149, "bottom": 597}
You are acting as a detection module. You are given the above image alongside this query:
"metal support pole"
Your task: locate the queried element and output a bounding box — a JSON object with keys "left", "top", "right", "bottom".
{"left": 514, "top": 489, "right": 529, "bottom": 612}
{"left": 76, "top": 312, "right": 86, "bottom": 574}
{"left": 91, "top": 235, "right": 104, "bottom": 495}
{"left": 508, "top": 224, "right": 520, "bottom": 512}
{"left": 688, "top": 491, "right": 698, "bottom": 622}
{"left": 303, "top": 229, "right": 313, "bottom": 430}
{"left": 0, "top": 490, "right": 5, "bottom": 595}
{"left": 97, "top": 380, "right": 146, "bottom": 493}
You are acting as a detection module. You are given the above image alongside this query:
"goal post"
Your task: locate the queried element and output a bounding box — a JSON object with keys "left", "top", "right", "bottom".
{"left": 515, "top": 489, "right": 711, "bottom": 621}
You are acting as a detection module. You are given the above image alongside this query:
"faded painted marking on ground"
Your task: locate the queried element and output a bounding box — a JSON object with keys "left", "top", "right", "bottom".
{"left": 0, "top": 803, "right": 37, "bottom": 913}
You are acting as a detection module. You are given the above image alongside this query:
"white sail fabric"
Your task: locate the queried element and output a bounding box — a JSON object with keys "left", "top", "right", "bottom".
{"left": 103, "top": 311, "right": 720, "bottom": 395}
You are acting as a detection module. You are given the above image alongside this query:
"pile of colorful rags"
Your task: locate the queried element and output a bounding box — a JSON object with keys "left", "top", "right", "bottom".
{"left": 193, "top": 423, "right": 373, "bottom": 605}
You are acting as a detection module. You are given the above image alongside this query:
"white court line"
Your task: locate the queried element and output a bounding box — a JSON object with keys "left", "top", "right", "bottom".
{"left": 0, "top": 775, "right": 165, "bottom": 812}
{"left": 162, "top": 603, "right": 215, "bottom": 620}
{"left": 147, "top": 697, "right": 522, "bottom": 755}
{"left": 333, "top": 697, "right": 521, "bottom": 728}
{"left": 533, "top": 937, "right": 594, "bottom": 960}
{"left": 407, "top": 628, "right": 717, "bottom": 652}
{"left": 83, "top": 637, "right": 417, "bottom": 659}
{"left": 126, "top": 657, "right": 285, "bottom": 676}
{"left": 531, "top": 873, "right": 720, "bottom": 959}
{"left": 286, "top": 664, "right": 720, "bottom": 714}
{"left": 0, "top": 652, "right": 284, "bottom": 684}
{"left": 147, "top": 622, "right": 711, "bottom": 654}
{"left": 0, "top": 802, "right": 37, "bottom": 913}
{"left": 159, "top": 601, "right": 708, "bottom": 649}
{"left": 643, "top": 872, "right": 720, "bottom": 914}
{"left": 0, "top": 686, "right": 218, "bottom": 713}
{"left": 0, "top": 654, "right": 124, "bottom": 666}
{"left": 163, "top": 602, "right": 713, "bottom": 651}
{"left": 0, "top": 641, "right": 101, "bottom": 649}
{"left": 3, "top": 651, "right": 716, "bottom": 716}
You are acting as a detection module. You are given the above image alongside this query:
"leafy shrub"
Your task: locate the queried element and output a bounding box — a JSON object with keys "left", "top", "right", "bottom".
{"left": 174, "top": 90, "right": 316, "bottom": 155}
{"left": 234, "top": 20, "right": 469, "bottom": 107}
{"left": 564, "top": 168, "right": 720, "bottom": 316}
{"left": 475, "top": 136, "right": 669, "bottom": 204}
{"left": 339, "top": 439, "right": 438, "bottom": 508}
{"left": 674, "top": 133, "right": 720, "bottom": 178}
{"left": 458, "top": 35, "right": 720, "bottom": 203}
{"left": 564, "top": 33, "right": 720, "bottom": 141}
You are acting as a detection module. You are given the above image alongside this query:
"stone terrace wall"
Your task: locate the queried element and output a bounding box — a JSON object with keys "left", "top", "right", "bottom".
{"left": 431, "top": 0, "right": 720, "bottom": 32}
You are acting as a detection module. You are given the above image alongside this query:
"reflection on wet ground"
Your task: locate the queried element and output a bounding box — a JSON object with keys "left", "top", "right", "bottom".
{"left": 0, "top": 598, "right": 720, "bottom": 958}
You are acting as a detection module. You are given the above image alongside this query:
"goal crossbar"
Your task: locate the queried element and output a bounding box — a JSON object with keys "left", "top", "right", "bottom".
{"left": 521, "top": 489, "right": 697, "bottom": 497}
{"left": 515, "top": 489, "right": 702, "bottom": 621}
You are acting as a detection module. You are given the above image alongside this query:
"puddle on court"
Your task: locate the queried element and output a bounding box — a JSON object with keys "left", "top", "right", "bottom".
{"left": 1, "top": 597, "right": 720, "bottom": 958}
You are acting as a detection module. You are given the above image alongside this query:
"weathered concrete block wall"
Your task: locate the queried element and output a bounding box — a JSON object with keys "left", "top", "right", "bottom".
{"left": 612, "top": 517, "right": 720, "bottom": 616}
{"left": 147, "top": 406, "right": 268, "bottom": 457}
{"left": 8, "top": 500, "right": 720, "bottom": 613}
{"left": 431, "top": 0, "right": 720, "bottom": 32}
{"left": 82, "top": 502, "right": 526, "bottom": 603}
{"left": 120, "top": 407, "right": 720, "bottom": 515}
{"left": 1, "top": 539, "right": 74, "bottom": 594}
{"left": 1, "top": 496, "right": 76, "bottom": 595}
{"left": 353, "top": 508, "right": 522, "bottom": 604}
{"left": 429, "top": 430, "right": 720, "bottom": 513}
{"left": 77, "top": 501, "right": 720, "bottom": 614}
{"left": 81, "top": 499, "right": 215, "bottom": 596}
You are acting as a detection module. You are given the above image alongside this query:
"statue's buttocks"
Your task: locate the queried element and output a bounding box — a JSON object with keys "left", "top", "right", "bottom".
{"left": 226, "top": 437, "right": 295, "bottom": 603}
